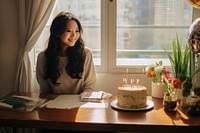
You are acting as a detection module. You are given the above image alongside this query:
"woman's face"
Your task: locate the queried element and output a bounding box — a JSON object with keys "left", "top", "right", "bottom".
{"left": 60, "top": 20, "right": 80, "bottom": 48}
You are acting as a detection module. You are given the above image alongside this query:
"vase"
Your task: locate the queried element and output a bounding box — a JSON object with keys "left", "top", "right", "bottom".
{"left": 151, "top": 82, "right": 166, "bottom": 98}
{"left": 186, "top": 94, "right": 200, "bottom": 115}
{"left": 163, "top": 92, "right": 177, "bottom": 111}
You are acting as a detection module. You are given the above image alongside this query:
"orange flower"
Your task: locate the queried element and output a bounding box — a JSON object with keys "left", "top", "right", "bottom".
{"left": 146, "top": 71, "right": 155, "bottom": 77}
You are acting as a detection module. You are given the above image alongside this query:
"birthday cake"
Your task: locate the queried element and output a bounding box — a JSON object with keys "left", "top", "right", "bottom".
{"left": 117, "top": 85, "right": 147, "bottom": 109}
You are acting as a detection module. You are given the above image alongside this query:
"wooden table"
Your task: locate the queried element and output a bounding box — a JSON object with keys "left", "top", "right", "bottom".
{"left": 0, "top": 92, "right": 199, "bottom": 133}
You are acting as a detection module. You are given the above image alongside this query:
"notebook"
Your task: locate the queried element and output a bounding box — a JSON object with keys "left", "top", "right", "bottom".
{"left": 0, "top": 95, "right": 46, "bottom": 112}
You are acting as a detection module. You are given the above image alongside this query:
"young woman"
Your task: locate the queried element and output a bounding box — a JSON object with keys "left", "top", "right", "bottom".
{"left": 36, "top": 11, "right": 96, "bottom": 94}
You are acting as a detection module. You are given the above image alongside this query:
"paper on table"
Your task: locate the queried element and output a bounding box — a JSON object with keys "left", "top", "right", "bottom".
{"left": 43, "top": 95, "right": 108, "bottom": 109}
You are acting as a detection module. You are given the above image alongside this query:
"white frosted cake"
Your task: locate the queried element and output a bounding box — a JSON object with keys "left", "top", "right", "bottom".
{"left": 117, "top": 85, "right": 147, "bottom": 109}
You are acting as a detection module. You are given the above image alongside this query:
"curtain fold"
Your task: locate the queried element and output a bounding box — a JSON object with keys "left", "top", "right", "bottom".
{"left": 15, "top": 0, "right": 56, "bottom": 92}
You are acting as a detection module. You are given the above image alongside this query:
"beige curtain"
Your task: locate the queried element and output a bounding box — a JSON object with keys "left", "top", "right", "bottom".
{"left": 15, "top": 0, "right": 56, "bottom": 92}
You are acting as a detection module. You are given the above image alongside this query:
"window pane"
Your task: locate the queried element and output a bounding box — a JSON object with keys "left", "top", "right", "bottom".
{"left": 116, "top": 0, "right": 193, "bottom": 66}
{"left": 35, "top": 0, "right": 101, "bottom": 65}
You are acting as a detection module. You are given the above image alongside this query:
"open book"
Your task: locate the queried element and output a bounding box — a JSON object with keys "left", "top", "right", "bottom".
{"left": 0, "top": 95, "right": 46, "bottom": 112}
{"left": 81, "top": 91, "right": 104, "bottom": 102}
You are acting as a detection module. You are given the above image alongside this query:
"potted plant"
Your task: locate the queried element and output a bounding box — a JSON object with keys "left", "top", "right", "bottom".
{"left": 163, "top": 35, "right": 190, "bottom": 83}
{"left": 163, "top": 35, "right": 200, "bottom": 106}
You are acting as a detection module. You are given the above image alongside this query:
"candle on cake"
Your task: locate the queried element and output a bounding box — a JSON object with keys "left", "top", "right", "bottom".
{"left": 117, "top": 71, "right": 147, "bottom": 109}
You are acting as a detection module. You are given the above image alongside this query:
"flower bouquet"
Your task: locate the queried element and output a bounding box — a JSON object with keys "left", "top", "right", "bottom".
{"left": 145, "top": 61, "right": 171, "bottom": 98}
{"left": 145, "top": 61, "right": 170, "bottom": 83}
{"left": 163, "top": 73, "right": 182, "bottom": 110}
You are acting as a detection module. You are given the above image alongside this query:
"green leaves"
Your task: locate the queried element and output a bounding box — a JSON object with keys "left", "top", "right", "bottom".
{"left": 156, "top": 60, "right": 163, "bottom": 66}
{"left": 163, "top": 35, "right": 190, "bottom": 82}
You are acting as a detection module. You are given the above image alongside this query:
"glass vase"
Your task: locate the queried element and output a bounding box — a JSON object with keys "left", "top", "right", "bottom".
{"left": 163, "top": 92, "right": 177, "bottom": 111}
{"left": 186, "top": 90, "right": 200, "bottom": 115}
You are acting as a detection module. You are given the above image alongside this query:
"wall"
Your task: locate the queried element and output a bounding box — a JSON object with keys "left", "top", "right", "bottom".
{"left": 0, "top": 0, "right": 19, "bottom": 98}
{"left": 95, "top": 73, "right": 151, "bottom": 95}
{"left": 34, "top": 73, "right": 152, "bottom": 96}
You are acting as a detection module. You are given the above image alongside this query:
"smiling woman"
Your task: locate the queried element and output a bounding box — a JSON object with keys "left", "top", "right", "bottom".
{"left": 59, "top": 19, "right": 80, "bottom": 54}
{"left": 36, "top": 12, "right": 97, "bottom": 94}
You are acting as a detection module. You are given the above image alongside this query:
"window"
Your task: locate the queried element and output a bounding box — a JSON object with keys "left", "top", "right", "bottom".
{"left": 33, "top": 0, "right": 194, "bottom": 73}
{"left": 116, "top": 0, "right": 192, "bottom": 67}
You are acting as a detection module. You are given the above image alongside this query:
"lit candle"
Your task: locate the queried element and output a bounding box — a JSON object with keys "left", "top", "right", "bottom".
{"left": 126, "top": 68, "right": 128, "bottom": 85}
{"left": 126, "top": 68, "right": 129, "bottom": 74}
{"left": 131, "top": 78, "right": 134, "bottom": 86}
{"left": 136, "top": 79, "right": 140, "bottom": 88}
{"left": 123, "top": 78, "right": 125, "bottom": 85}
{"left": 122, "top": 78, "right": 128, "bottom": 86}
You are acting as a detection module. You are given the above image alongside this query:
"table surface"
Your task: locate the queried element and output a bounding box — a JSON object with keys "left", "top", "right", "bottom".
{"left": 0, "top": 92, "right": 199, "bottom": 133}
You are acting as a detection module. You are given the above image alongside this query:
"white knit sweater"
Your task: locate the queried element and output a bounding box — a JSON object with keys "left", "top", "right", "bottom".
{"left": 36, "top": 47, "right": 96, "bottom": 94}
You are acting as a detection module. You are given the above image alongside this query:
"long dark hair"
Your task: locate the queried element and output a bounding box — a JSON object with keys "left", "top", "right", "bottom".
{"left": 44, "top": 11, "right": 86, "bottom": 85}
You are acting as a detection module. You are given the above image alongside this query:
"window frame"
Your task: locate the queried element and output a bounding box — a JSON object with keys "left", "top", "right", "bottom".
{"left": 106, "top": 0, "right": 199, "bottom": 74}
{"left": 31, "top": 0, "right": 200, "bottom": 74}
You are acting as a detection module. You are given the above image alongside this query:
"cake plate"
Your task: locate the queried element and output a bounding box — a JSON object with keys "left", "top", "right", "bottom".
{"left": 111, "top": 99, "right": 154, "bottom": 111}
